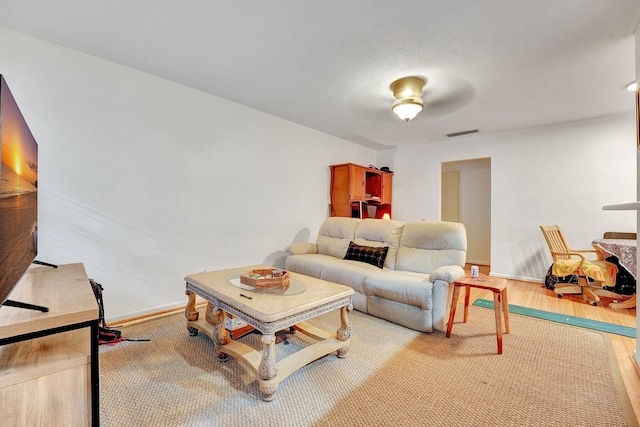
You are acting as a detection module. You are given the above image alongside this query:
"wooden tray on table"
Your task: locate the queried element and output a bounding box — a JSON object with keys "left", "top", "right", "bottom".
{"left": 240, "top": 268, "right": 290, "bottom": 289}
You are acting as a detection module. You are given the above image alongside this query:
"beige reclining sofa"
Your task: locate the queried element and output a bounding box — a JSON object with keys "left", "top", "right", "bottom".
{"left": 285, "top": 217, "right": 467, "bottom": 332}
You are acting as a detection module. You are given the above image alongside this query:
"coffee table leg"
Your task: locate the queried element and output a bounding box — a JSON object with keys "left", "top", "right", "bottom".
{"left": 185, "top": 290, "right": 199, "bottom": 336}
{"left": 259, "top": 334, "right": 278, "bottom": 401}
{"left": 185, "top": 289, "right": 199, "bottom": 321}
{"left": 212, "top": 306, "right": 231, "bottom": 362}
{"left": 336, "top": 304, "right": 353, "bottom": 358}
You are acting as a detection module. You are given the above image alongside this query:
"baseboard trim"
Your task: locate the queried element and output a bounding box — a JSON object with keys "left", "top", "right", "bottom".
{"left": 107, "top": 300, "right": 207, "bottom": 327}
{"left": 489, "top": 272, "right": 544, "bottom": 283}
{"left": 465, "top": 260, "right": 490, "bottom": 266}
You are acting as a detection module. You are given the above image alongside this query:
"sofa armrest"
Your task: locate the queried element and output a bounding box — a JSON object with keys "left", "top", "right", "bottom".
{"left": 285, "top": 242, "right": 318, "bottom": 255}
{"left": 430, "top": 265, "right": 466, "bottom": 283}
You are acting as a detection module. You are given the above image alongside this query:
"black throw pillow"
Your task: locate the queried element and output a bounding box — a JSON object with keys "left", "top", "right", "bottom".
{"left": 344, "top": 241, "right": 389, "bottom": 269}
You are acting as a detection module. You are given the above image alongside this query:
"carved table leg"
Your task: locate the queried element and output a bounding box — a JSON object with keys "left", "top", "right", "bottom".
{"left": 185, "top": 289, "right": 199, "bottom": 321}
{"left": 212, "top": 306, "right": 231, "bottom": 362}
{"left": 259, "top": 333, "right": 278, "bottom": 401}
{"left": 185, "top": 289, "right": 199, "bottom": 336}
{"left": 336, "top": 303, "right": 353, "bottom": 358}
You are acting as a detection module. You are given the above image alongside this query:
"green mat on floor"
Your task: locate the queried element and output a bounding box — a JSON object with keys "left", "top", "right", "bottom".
{"left": 472, "top": 298, "right": 636, "bottom": 338}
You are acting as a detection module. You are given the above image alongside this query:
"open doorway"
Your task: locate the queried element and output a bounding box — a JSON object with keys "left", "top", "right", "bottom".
{"left": 441, "top": 158, "right": 491, "bottom": 266}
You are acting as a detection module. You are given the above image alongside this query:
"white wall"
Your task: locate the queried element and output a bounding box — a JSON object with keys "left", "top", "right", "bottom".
{"left": 392, "top": 114, "right": 637, "bottom": 282}
{"left": 0, "top": 27, "right": 376, "bottom": 322}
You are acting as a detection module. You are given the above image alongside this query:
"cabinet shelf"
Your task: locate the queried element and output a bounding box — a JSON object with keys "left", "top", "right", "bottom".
{"left": 0, "top": 335, "right": 89, "bottom": 388}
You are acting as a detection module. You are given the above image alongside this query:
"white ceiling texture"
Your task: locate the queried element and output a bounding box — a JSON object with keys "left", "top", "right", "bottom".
{"left": 0, "top": 0, "right": 639, "bottom": 150}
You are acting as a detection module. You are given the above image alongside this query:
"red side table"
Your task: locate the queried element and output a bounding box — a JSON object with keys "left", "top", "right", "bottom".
{"left": 446, "top": 275, "right": 510, "bottom": 354}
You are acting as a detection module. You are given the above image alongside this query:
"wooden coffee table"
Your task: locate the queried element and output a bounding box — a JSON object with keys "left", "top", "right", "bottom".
{"left": 184, "top": 265, "right": 354, "bottom": 401}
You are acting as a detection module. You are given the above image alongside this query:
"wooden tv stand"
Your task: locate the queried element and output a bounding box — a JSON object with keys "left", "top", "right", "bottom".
{"left": 0, "top": 263, "right": 100, "bottom": 426}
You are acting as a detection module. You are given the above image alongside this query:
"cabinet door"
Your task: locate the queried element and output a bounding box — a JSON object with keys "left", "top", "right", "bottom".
{"left": 330, "top": 165, "right": 351, "bottom": 217}
{"left": 381, "top": 172, "right": 393, "bottom": 204}
{"left": 349, "top": 165, "right": 367, "bottom": 201}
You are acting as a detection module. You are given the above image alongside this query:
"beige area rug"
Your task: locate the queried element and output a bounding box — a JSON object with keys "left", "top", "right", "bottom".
{"left": 99, "top": 306, "right": 637, "bottom": 427}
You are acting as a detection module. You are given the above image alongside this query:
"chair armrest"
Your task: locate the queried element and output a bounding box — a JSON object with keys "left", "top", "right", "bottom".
{"left": 567, "top": 248, "right": 599, "bottom": 255}
{"left": 285, "top": 242, "right": 318, "bottom": 255}
{"left": 551, "top": 251, "right": 587, "bottom": 260}
{"left": 570, "top": 249, "right": 604, "bottom": 260}
{"left": 430, "top": 265, "right": 466, "bottom": 283}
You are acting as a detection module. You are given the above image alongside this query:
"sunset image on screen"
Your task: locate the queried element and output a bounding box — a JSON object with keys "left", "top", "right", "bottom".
{"left": 1, "top": 78, "right": 38, "bottom": 196}
{"left": 0, "top": 76, "right": 38, "bottom": 305}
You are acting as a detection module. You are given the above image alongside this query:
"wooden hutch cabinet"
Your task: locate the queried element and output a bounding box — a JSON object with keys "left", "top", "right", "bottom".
{"left": 329, "top": 163, "right": 393, "bottom": 218}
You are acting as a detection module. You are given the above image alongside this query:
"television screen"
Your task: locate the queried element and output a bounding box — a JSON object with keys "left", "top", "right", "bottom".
{"left": 0, "top": 75, "right": 38, "bottom": 308}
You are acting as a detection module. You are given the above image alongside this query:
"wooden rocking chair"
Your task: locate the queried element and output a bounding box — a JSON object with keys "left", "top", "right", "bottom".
{"left": 540, "top": 225, "right": 619, "bottom": 306}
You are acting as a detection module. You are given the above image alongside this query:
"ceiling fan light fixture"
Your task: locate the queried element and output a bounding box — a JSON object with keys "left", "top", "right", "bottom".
{"left": 392, "top": 98, "right": 423, "bottom": 121}
{"left": 390, "top": 76, "right": 426, "bottom": 121}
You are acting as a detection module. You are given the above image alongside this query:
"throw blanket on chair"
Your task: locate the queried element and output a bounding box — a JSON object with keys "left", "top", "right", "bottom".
{"left": 552, "top": 260, "right": 617, "bottom": 286}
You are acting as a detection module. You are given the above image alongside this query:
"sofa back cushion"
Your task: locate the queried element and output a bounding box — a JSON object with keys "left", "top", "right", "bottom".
{"left": 353, "top": 218, "right": 405, "bottom": 269}
{"left": 316, "top": 217, "right": 361, "bottom": 258}
{"left": 396, "top": 221, "right": 467, "bottom": 274}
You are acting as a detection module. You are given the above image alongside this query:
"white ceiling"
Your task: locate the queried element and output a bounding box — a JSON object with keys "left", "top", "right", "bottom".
{"left": 0, "top": 0, "right": 639, "bottom": 150}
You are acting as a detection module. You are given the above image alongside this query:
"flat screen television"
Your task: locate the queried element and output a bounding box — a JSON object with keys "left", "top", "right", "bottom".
{"left": 0, "top": 75, "right": 47, "bottom": 312}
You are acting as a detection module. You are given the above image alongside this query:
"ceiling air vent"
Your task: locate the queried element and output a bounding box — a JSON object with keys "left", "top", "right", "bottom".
{"left": 446, "top": 129, "right": 479, "bottom": 137}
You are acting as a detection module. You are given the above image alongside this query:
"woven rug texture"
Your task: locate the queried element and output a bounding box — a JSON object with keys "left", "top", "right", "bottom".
{"left": 99, "top": 306, "right": 637, "bottom": 426}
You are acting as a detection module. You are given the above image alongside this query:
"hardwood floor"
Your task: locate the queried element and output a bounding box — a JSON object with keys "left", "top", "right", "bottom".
{"left": 465, "top": 265, "right": 639, "bottom": 423}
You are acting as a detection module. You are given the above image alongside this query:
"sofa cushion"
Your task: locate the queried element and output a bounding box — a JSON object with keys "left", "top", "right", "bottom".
{"left": 344, "top": 241, "right": 389, "bottom": 269}
{"left": 285, "top": 242, "right": 318, "bottom": 255}
{"left": 396, "top": 221, "right": 467, "bottom": 274}
{"left": 285, "top": 253, "right": 341, "bottom": 278}
{"left": 316, "top": 217, "right": 361, "bottom": 258}
{"left": 353, "top": 218, "right": 404, "bottom": 270}
{"left": 319, "top": 259, "right": 382, "bottom": 294}
{"left": 363, "top": 270, "right": 433, "bottom": 310}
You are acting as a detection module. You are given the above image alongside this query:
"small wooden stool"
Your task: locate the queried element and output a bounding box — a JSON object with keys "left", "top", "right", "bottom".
{"left": 446, "top": 275, "right": 510, "bottom": 354}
